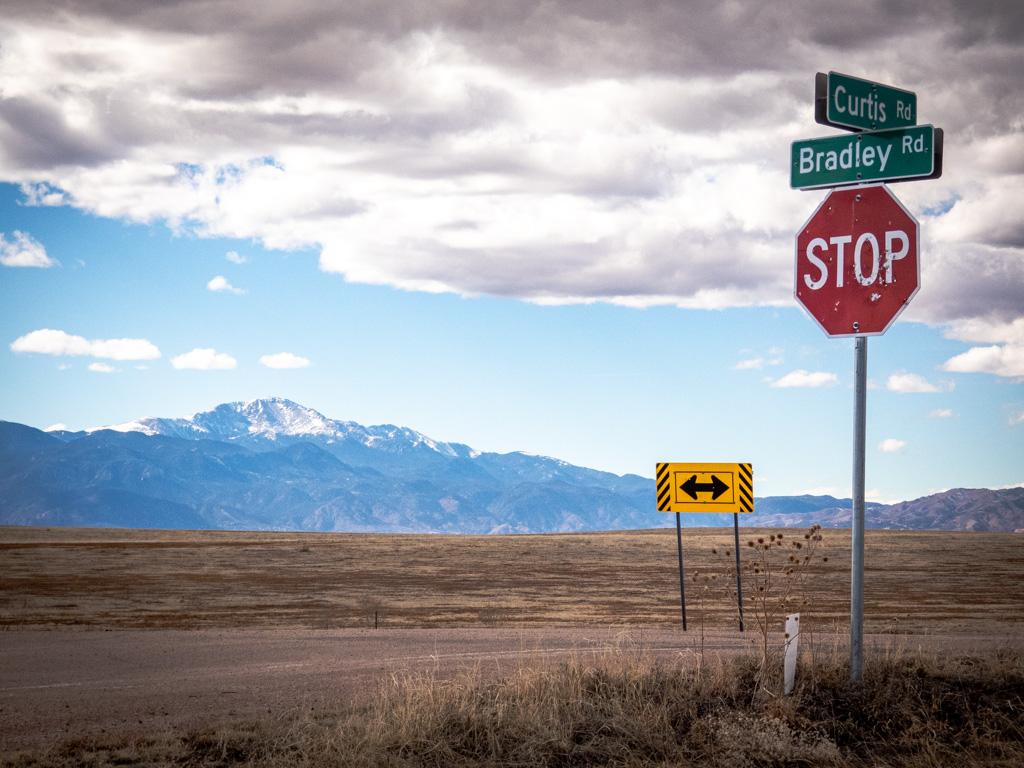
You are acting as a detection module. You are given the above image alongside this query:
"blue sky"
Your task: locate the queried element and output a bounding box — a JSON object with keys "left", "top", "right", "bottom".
{"left": 1, "top": 2, "right": 1022, "bottom": 503}
{"left": 2, "top": 181, "right": 1019, "bottom": 502}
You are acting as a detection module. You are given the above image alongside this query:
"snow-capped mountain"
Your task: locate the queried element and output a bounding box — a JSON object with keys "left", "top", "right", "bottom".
{"left": 2, "top": 399, "right": 655, "bottom": 533}
{"left": 94, "top": 398, "right": 472, "bottom": 459}
{"left": 5, "top": 399, "right": 1021, "bottom": 533}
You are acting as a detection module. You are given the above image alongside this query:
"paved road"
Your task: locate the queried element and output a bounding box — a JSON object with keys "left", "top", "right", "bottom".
{"left": 1, "top": 627, "right": 1016, "bottom": 751}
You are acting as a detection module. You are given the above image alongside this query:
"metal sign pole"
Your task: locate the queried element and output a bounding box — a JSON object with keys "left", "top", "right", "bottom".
{"left": 851, "top": 335, "right": 868, "bottom": 682}
{"left": 791, "top": 71, "right": 932, "bottom": 682}
{"left": 733, "top": 512, "right": 745, "bottom": 632}
{"left": 675, "top": 511, "right": 687, "bottom": 630}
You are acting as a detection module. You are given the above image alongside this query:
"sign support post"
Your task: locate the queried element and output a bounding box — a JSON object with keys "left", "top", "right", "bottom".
{"left": 657, "top": 462, "right": 753, "bottom": 631}
{"left": 851, "top": 335, "right": 867, "bottom": 681}
{"left": 793, "top": 70, "right": 940, "bottom": 684}
{"left": 675, "top": 511, "right": 687, "bottom": 630}
{"left": 733, "top": 512, "right": 745, "bottom": 632}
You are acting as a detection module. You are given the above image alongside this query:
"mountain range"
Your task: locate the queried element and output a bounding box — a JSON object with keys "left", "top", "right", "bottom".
{"left": 2, "top": 398, "right": 1022, "bottom": 533}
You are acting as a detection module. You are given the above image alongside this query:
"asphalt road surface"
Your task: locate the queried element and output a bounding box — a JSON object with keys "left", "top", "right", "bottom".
{"left": 1, "top": 627, "right": 1017, "bottom": 752}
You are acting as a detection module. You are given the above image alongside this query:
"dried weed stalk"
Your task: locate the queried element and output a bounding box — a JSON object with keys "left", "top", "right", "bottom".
{"left": 713, "top": 525, "right": 829, "bottom": 683}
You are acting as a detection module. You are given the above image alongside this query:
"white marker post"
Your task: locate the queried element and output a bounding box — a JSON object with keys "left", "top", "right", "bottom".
{"left": 784, "top": 613, "right": 800, "bottom": 695}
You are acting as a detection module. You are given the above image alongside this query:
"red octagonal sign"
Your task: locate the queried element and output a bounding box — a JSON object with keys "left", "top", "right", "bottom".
{"left": 795, "top": 184, "right": 919, "bottom": 337}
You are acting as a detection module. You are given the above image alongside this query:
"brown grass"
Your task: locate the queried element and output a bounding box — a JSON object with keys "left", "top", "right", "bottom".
{"left": 2, "top": 526, "right": 1022, "bottom": 634}
{"left": 5, "top": 647, "right": 1022, "bottom": 767}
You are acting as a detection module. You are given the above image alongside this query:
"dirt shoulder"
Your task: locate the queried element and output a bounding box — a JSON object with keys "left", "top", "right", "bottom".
{"left": 3, "top": 626, "right": 1020, "bottom": 753}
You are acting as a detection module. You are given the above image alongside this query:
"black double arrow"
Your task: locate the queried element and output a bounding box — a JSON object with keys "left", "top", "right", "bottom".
{"left": 680, "top": 474, "right": 729, "bottom": 501}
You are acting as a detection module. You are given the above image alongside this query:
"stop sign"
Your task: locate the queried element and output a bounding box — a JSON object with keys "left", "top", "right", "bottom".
{"left": 795, "top": 184, "right": 919, "bottom": 337}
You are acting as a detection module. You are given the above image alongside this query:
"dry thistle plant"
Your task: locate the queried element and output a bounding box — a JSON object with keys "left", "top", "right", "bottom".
{"left": 713, "top": 525, "right": 829, "bottom": 677}
{"left": 689, "top": 568, "right": 724, "bottom": 665}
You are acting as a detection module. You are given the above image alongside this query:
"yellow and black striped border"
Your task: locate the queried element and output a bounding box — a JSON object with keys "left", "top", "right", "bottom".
{"left": 737, "top": 463, "right": 753, "bottom": 513}
{"left": 656, "top": 462, "right": 672, "bottom": 511}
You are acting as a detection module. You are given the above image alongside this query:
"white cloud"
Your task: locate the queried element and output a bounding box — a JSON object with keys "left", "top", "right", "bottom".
{"left": 10, "top": 328, "right": 161, "bottom": 360}
{"left": 206, "top": 275, "right": 245, "bottom": 294}
{"left": 942, "top": 345, "right": 1024, "bottom": 379}
{"left": 20, "top": 183, "right": 68, "bottom": 207}
{"left": 886, "top": 373, "right": 940, "bottom": 394}
{"left": 0, "top": 231, "right": 56, "bottom": 268}
{"left": 929, "top": 408, "right": 954, "bottom": 419}
{"left": 87, "top": 362, "right": 116, "bottom": 373}
{"left": 879, "top": 438, "right": 907, "bottom": 453}
{"left": 1010, "top": 411, "right": 1024, "bottom": 427}
{"left": 259, "top": 352, "right": 311, "bottom": 369}
{"left": 945, "top": 317, "right": 1024, "bottom": 346}
{"left": 771, "top": 370, "right": 838, "bottom": 389}
{"left": 88, "top": 338, "right": 160, "bottom": 359}
{"left": 941, "top": 317, "right": 1024, "bottom": 380}
{"left": 0, "top": 2, "right": 1020, "bottom": 338}
{"left": 171, "top": 347, "right": 237, "bottom": 370}
{"left": 734, "top": 352, "right": 781, "bottom": 370}
{"left": 43, "top": 422, "right": 68, "bottom": 432}
{"left": 225, "top": 250, "right": 247, "bottom": 264}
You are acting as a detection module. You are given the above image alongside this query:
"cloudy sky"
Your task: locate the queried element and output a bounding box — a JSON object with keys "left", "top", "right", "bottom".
{"left": 1, "top": 1, "right": 1022, "bottom": 501}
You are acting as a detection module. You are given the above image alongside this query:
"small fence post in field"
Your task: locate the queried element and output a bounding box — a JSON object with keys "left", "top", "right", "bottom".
{"left": 784, "top": 613, "right": 800, "bottom": 695}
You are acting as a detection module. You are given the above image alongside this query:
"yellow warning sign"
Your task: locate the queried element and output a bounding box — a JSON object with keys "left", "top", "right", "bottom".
{"left": 656, "top": 462, "right": 753, "bottom": 513}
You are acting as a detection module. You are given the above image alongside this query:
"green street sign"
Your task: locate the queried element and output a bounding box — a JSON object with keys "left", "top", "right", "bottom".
{"left": 790, "top": 125, "right": 942, "bottom": 190}
{"left": 815, "top": 72, "right": 917, "bottom": 132}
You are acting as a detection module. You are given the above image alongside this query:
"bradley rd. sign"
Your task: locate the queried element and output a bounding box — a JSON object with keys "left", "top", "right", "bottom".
{"left": 790, "top": 125, "right": 941, "bottom": 189}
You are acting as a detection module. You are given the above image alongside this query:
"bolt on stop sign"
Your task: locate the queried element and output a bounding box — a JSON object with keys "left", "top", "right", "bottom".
{"left": 795, "top": 184, "right": 919, "bottom": 337}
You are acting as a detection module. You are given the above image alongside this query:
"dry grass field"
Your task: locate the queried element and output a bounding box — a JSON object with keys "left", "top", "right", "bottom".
{"left": 2, "top": 525, "right": 1023, "bottom": 766}
{"left": 2, "top": 524, "right": 1021, "bottom": 635}
{"left": 4, "top": 649, "right": 1023, "bottom": 767}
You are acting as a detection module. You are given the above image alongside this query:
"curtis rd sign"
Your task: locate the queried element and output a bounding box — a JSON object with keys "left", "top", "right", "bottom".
{"left": 794, "top": 184, "right": 919, "bottom": 337}
{"left": 815, "top": 71, "right": 917, "bottom": 132}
